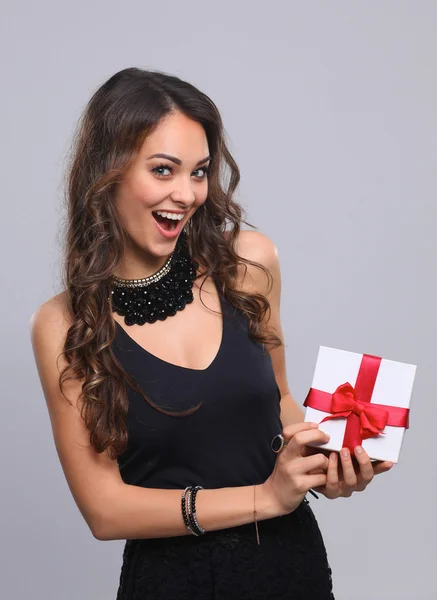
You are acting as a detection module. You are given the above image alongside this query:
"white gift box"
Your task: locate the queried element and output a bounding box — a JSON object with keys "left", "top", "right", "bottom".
{"left": 303, "top": 346, "right": 416, "bottom": 463}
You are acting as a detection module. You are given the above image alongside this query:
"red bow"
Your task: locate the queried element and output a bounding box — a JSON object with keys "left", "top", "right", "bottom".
{"left": 320, "top": 382, "right": 389, "bottom": 440}
{"left": 304, "top": 353, "right": 409, "bottom": 453}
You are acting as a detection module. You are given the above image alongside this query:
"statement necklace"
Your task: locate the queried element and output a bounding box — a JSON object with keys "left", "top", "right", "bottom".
{"left": 109, "top": 230, "right": 199, "bottom": 326}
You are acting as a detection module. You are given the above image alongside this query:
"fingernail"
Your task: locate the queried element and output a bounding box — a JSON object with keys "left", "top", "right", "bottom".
{"left": 341, "top": 448, "right": 350, "bottom": 458}
{"left": 330, "top": 452, "right": 337, "bottom": 460}
{"left": 310, "top": 422, "right": 319, "bottom": 428}
{"left": 325, "top": 433, "right": 331, "bottom": 440}
{"left": 355, "top": 446, "right": 363, "bottom": 455}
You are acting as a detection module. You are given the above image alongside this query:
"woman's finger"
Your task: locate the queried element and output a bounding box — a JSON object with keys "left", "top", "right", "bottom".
{"left": 302, "top": 444, "right": 331, "bottom": 460}
{"left": 325, "top": 452, "right": 339, "bottom": 495}
{"left": 299, "top": 452, "right": 330, "bottom": 474}
{"left": 372, "top": 460, "right": 394, "bottom": 475}
{"left": 281, "top": 421, "right": 322, "bottom": 442}
{"left": 339, "top": 447, "right": 358, "bottom": 488}
{"left": 352, "top": 446, "right": 374, "bottom": 489}
{"left": 285, "top": 429, "right": 330, "bottom": 457}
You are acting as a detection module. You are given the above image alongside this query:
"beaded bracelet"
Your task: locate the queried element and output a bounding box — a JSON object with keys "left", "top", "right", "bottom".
{"left": 187, "top": 485, "right": 205, "bottom": 535}
{"left": 181, "top": 486, "right": 198, "bottom": 536}
{"left": 181, "top": 486, "right": 206, "bottom": 536}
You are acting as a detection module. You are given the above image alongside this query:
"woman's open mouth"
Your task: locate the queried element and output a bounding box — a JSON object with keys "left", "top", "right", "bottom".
{"left": 151, "top": 211, "right": 184, "bottom": 238}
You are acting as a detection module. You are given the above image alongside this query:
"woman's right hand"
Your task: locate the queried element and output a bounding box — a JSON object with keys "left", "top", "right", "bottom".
{"left": 261, "top": 422, "right": 330, "bottom": 516}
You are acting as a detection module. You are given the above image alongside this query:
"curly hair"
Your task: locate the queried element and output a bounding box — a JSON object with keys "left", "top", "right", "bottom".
{"left": 58, "top": 67, "right": 282, "bottom": 460}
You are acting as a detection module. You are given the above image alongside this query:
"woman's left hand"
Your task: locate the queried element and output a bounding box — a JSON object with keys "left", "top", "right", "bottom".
{"left": 309, "top": 445, "right": 394, "bottom": 499}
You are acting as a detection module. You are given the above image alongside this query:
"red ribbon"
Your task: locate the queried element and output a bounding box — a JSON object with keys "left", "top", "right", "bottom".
{"left": 303, "top": 353, "right": 410, "bottom": 453}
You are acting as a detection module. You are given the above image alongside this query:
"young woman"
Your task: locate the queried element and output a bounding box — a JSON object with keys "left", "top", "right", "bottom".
{"left": 30, "top": 67, "right": 393, "bottom": 599}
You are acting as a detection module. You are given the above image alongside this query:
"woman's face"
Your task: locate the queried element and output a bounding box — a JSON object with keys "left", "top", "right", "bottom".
{"left": 114, "top": 111, "right": 210, "bottom": 272}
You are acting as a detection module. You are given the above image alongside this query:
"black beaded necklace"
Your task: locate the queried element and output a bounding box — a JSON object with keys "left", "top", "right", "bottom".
{"left": 109, "top": 230, "right": 199, "bottom": 326}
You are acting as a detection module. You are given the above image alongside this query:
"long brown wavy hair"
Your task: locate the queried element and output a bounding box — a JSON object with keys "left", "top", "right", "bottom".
{"left": 58, "top": 67, "right": 282, "bottom": 460}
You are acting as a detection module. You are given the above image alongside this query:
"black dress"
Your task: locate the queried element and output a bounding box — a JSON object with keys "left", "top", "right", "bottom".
{"left": 112, "top": 284, "right": 335, "bottom": 600}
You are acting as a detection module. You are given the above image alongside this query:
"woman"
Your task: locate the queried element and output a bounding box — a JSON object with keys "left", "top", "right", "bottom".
{"left": 30, "top": 67, "right": 393, "bottom": 599}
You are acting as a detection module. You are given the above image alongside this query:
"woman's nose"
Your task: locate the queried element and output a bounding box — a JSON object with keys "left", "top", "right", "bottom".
{"left": 171, "top": 175, "right": 197, "bottom": 203}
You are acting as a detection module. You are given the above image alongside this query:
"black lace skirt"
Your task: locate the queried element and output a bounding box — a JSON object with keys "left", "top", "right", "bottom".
{"left": 116, "top": 498, "right": 334, "bottom": 600}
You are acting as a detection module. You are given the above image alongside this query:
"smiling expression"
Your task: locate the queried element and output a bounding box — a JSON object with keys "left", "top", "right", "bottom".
{"left": 115, "top": 111, "right": 210, "bottom": 265}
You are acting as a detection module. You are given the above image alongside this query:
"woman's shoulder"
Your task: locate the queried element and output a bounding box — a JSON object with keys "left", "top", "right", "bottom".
{"left": 229, "top": 229, "right": 280, "bottom": 295}
{"left": 231, "top": 229, "right": 278, "bottom": 267}
{"left": 29, "top": 291, "right": 73, "bottom": 343}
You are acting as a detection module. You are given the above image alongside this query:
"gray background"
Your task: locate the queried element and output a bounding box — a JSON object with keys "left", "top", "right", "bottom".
{"left": 2, "top": 1, "right": 435, "bottom": 599}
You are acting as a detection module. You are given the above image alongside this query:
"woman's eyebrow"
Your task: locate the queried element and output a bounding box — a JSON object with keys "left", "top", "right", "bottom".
{"left": 147, "top": 153, "right": 211, "bottom": 166}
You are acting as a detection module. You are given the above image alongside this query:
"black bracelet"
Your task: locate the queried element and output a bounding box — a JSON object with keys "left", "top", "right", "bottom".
{"left": 181, "top": 486, "right": 198, "bottom": 536}
{"left": 187, "top": 485, "right": 205, "bottom": 535}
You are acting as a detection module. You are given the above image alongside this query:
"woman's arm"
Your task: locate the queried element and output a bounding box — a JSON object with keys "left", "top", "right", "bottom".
{"left": 97, "top": 482, "right": 278, "bottom": 541}
{"left": 233, "top": 230, "right": 304, "bottom": 428}
{"left": 29, "top": 296, "right": 280, "bottom": 542}
{"left": 234, "top": 231, "right": 394, "bottom": 502}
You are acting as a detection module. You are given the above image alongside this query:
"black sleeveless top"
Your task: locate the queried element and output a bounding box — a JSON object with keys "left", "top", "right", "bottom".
{"left": 113, "top": 285, "right": 335, "bottom": 600}
{"left": 112, "top": 285, "right": 282, "bottom": 490}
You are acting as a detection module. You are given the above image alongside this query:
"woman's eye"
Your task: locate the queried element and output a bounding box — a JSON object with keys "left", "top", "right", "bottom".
{"left": 151, "top": 164, "right": 209, "bottom": 180}
{"left": 152, "top": 165, "right": 172, "bottom": 178}
{"left": 193, "top": 166, "right": 209, "bottom": 179}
